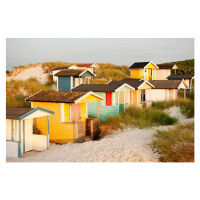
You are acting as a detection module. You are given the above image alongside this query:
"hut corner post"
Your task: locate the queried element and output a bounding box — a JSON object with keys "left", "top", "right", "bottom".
{"left": 23, "top": 120, "right": 25, "bottom": 153}
{"left": 18, "top": 120, "right": 21, "bottom": 158}
{"left": 184, "top": 89, "right": 186, "bottom": 99}
{"left": 47, "top": 115, "right": 49, "bottom": 150}
{"left": 123, "top": 91, "right": 125, "bottom": 113}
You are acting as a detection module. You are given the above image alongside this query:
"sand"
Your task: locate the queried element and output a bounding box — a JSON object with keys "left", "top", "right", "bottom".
{"left": 7, "top": 106, "right": 194, "bottom": 162}
{"left": 6, "top": 64, "right": 48, "bottom": 84}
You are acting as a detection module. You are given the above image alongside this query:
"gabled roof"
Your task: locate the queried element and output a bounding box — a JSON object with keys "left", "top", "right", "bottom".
{"left": 54, "top": 69, "right": 84, "bottom": 77}
{"left": 149, "top": 80, "right": 187, "bottom": 89}
{"left": 167, "top": 74, "right": 194, "bottom": 80}
{"left": 26, "top": 90, "right": 86, "bottom": 103}
{"left": 75, "top": 63, "right": 100, "bottom": 68}
{"left": 6, "top": 107, "right": 54, "bottom": 120}
{"left": 26, "top": 90, "right": 103, "bottom": 104}
{"left": 54, "top": 69, "right": 95, "bottom": 77}
{"left": 6, "top": 108, "right": 33, "bottom": 120}
{"left": 71, "top": 84, "right": 123, "bottom": 92}
{"left": 51, "top": 66, "right": 70, "bottom": 71}
{"left": 108, "top": 78, "right": 154, "bottom": 89}
{"left": 128, "top": 61, "right": 159, "bottom": 69}
{"left": 71, "top": 83, "right": 135, "bottom": 92}
{"left": 157, "top": 64, "right": 178, "bottom": 69}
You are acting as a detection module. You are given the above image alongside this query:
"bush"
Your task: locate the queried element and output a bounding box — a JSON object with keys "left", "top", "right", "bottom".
{"left": 151, "top": 123, "right": 194, "bottom": 162}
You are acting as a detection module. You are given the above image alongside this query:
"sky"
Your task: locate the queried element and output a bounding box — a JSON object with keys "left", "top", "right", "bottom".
{"left": 6, "top": 38, "right": 194, "bottom": 71}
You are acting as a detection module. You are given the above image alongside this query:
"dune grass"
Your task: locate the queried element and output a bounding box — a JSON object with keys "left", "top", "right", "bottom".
{"left": 6, "top": 78, "right": 54, "bottom": 107}
{"left": 178, "top": 90, "right": 194, "bottom": 100}
{"left": 152, "top": 98, "right": 194, "bottom": 118}
{"left": 95, "top": 68, "right": 130, "bottom": 81}
{"left": 99, "top": 106, "right": 178, "bottom": 138}
{"left": 151, "top": 123, "right": 194, "bottom": 162}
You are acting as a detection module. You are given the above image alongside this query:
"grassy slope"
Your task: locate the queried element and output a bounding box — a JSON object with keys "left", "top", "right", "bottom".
{"left": 6, "top": 78, "right": 54, "bottom": 107}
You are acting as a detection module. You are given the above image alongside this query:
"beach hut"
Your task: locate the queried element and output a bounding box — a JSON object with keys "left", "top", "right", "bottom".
{"left": 55, "top": 69, "right": 95, "bottom": 92}
{"left": 167, "top": 74, "right": 194, "bottom": 91}
{"left": 156, "top": 64, "right": 178, "bottom": 80}
{"left": 26, "top": 90, "right": 104, "bottom": 143}
{"left": 128, "top": 61, "right": 159, "bottom": 80}
{"left": 146, "top": 80, "right": 188, "bottom": 101}
{"left": 6, "top": 107, "right": 54, "bottom": 158}
{"left": 107, "top": 78, "right": 155, "bottom": 108}
{"left": 75, "top": 63, "right": 100, "bottom": 74}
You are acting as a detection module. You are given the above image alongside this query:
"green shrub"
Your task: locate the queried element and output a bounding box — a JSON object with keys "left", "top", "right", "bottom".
{"left": 151, "top": 123, "right": 194, "bottom": 162}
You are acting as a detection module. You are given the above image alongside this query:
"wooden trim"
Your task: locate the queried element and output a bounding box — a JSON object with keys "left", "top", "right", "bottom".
{"left": 75, "top": 104, "right": 77, "bottom": 123}
{"left": 11, "top": 119, "right": 13, "bottom": 141}
{"left": 18, "top": 120, "right": 21, "bottom": 158}
{"left": 23, "top": 120, "right": 25, "bottom": 153}
{"left": 124, "top": 91, "right": 125, "bottom": 112}
{"left": 47, "top": 115, "right": 49, "bottom": 149}
{"left": 97, "top": 101, "right": 99, "bottom": 119}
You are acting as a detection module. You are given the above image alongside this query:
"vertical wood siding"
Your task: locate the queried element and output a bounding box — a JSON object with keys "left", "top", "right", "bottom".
{"left": 130, "top": 69, "right": 140, "bottom": 79}
{"left": 6, "top": 141, "right": 19, "bottom": 157}
{"left": 58, "top": 77, "right": 71, "bottom": 92}
{"left": 87, "top": 101, "right": 119, "bottom": 121}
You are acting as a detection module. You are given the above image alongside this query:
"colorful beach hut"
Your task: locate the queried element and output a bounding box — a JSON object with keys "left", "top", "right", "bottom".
{"left": 26, "top": 90, "right": 104, "bottom": 143}
{"left": 6, "top": 107, "right": 54, "bottom": 158}
{"left": 55, "top": 69, "right": 95, "bottom": 92}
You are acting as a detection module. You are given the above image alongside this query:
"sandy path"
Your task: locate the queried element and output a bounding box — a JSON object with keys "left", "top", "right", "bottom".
{"left": 7, "top": 116, "right": 194, "bottom": 162}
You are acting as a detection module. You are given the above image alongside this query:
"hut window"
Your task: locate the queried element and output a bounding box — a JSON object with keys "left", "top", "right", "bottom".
{"left": 106, "top": 92, "right": 112, "bottom": 106}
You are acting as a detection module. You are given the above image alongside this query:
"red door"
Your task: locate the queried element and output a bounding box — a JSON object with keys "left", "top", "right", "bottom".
{"left": 106, "top": 92, "right": 112, "bottom": 106}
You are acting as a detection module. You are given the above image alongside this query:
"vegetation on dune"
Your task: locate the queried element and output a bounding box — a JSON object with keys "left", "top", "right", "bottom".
{"left": 6, "top": 78, "right": 54, "bottom": 108}
{"left": 42, "top": 61, "right": 76, "bottom": 73}
{"left": 161, "top": 59, "right": 194, "bottom": 75}
{"left": 152, "top": 98, "right": 194, "bottom": 118}
{"left": 99, "top": 106, "right": 178, "bottom": 138}
{"left": 95, "top": 68, "right": 130, "bottom": 82}
{"left": 178, "top": 90, "right": 194, "bottom": 100}
{"left": 151, "top": 123, "right": 194, "bottom": 162}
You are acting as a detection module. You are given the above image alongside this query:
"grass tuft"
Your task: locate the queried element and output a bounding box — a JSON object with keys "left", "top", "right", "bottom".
{"left": 151, "top": 123, "right": 194, "bottom": 162}
{"left": 99, "top": 106, "right": 178, "bottom": 138}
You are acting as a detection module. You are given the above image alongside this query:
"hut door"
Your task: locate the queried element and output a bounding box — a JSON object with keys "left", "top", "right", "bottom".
{"left": 169, "top": 89, "right": 173, "bottom": 100}
{"left": 71, "top": 104, "right": 81, "bottom": 123}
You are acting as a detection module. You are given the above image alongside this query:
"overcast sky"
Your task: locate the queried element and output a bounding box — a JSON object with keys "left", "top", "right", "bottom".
{"left": 6, "top": 38, "right": 194, "bottom": 71}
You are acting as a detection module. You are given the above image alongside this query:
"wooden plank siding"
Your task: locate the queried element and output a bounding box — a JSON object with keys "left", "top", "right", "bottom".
{"left": 32, "top": 102, "right": 75, "bottom": 143}
{"left": 87, "top": 101, "right": 120, "bottom": 121}
{"left": 32, "top": 101, "right": 88, "bottom": 143}
{"left": 130, "top": 69, "right": 140, "bottom": 79}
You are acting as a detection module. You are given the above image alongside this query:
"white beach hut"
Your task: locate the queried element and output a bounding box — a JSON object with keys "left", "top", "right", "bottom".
{"left": 6, "top": 107, "right": 54, "bottom": 158}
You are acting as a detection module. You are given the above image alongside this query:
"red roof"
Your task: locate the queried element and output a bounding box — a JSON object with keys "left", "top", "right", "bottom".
{"left": 76, "top": 63, "right": 96, "bottom": 68}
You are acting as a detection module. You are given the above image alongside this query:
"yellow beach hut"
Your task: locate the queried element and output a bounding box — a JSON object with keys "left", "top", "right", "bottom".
{"left": 128, "top": 61, "right": 159, "bottom": 80}
{"left": 26, "top": 90, "right": 104, "bottom": 144}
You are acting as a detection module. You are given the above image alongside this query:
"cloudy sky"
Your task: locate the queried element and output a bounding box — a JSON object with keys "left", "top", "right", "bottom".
{"left": 6, "top": 38, "right": 194, "bottom": 71}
